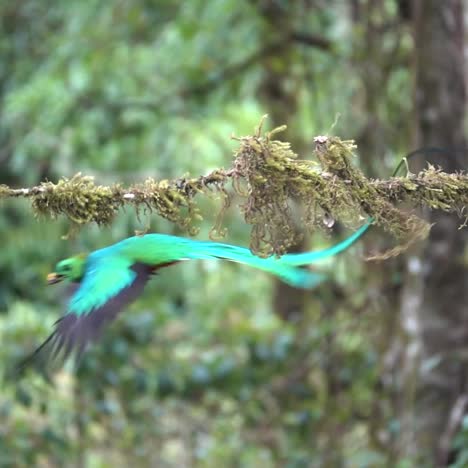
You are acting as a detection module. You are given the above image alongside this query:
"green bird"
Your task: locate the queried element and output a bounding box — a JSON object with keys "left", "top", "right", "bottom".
{"left": 27, "top": 222, "right": 370, "bottom": 362}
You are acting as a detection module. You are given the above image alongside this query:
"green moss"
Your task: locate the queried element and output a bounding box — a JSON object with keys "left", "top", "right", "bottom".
{"left": 229, "top": 127, "right": 431, "bottom": 258}
{"left": 31, "top": 174, "right": 120, "bottom": 225}
{"left": 128, "top": 178, "right": 204, "bottom": 236}
{"left": 0, "top": 185, "right": 10, "bottom": 197}
{"left": 2, "top": 120, "right": 467, "bottom": 258}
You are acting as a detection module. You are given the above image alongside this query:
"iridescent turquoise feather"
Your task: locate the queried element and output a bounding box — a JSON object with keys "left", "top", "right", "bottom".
{"left": 22, "top": 221, "right": 370, "bottom": 364}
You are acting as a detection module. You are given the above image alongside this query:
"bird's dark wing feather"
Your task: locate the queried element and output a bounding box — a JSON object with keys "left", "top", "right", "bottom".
{"left": 18, "top": 263, "right": 156, "bottom": 370}
{"left": 54, "top": 263, "right": 154, "bottom": 359}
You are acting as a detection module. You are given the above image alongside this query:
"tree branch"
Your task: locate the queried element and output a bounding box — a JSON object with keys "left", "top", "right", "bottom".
{"left": 101, "top": 32, "right": 331, "bottom": 112}
{"left": 289, "top": 31, "right": 332, "bottom": 50}
{"left": 1, "top": 122, "right": 466, "bottom": 257}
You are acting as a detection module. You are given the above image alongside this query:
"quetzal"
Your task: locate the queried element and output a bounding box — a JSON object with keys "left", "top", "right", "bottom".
{"left": 26, "top": 222, "right": 370, "bottom": 362}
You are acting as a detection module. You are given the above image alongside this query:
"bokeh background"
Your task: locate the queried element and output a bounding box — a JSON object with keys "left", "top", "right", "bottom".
{"left": 0, "top": 1, "right": 466, "bottom": 467}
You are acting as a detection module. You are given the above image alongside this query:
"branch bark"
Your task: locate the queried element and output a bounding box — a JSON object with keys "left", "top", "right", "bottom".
{"left": 2, "top": 169, "right": 466, "bottom": 217}
{"left": 1, "top": 130, "right": 466, "bottom": 257}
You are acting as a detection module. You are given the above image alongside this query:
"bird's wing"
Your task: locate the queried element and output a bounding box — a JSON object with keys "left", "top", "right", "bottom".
{"left": 22, "top": 258, "right": 155, "bottom": 368}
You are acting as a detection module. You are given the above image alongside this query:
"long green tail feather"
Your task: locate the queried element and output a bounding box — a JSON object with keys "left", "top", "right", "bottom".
{"left": 281, "top": 221, "right": 371, "bottom": 266}
{"left": 119, "top": 220, "right": 371, "bottom": 289}
{"left": 178, "top": 221, "right": 371, "bottom": 288}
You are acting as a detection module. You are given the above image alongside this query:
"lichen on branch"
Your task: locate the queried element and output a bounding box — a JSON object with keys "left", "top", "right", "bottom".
{"left": 1, "top": 120, "right": 466, "bottom": 258}
{"left": 230, "top": 125, "right": 431, "bottom": 258}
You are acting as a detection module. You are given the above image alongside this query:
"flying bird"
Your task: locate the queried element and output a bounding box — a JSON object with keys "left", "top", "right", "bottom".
{"left": 24, "top": 222, "right": 370, "bottom": 364}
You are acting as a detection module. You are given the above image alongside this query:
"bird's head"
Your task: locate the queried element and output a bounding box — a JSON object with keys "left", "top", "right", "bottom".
{"left": 47, "top": 255, "right": 87, "bottom": 284}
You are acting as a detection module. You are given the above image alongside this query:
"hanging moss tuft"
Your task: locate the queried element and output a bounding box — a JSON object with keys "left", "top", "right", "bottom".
{"left": 1, "top": 118, "right": 466, "bottom": 258}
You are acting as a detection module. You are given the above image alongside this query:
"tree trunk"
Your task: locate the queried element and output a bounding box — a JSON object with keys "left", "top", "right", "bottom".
{"left": 400, "top": 1, "right": 467, "bottom": 465}
{"left": 254, "top": 0, "right": 308, "bottom": 322}
{"left": 349, "top": 1, "right": 412, "bottom": 462}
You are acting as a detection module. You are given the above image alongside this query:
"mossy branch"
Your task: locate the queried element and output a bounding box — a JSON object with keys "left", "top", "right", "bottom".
{"left": 1, "top": 121, "right": 467, "bottom": 257}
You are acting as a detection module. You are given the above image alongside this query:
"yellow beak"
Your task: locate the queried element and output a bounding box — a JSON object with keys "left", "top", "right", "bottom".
{"left": 47, "top": 272, "right": 63, "bottom": 285}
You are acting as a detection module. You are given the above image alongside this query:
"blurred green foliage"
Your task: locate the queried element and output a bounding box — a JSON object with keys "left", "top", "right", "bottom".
{"left": 0, "top": 1, "right": 441, "bottom": 467}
